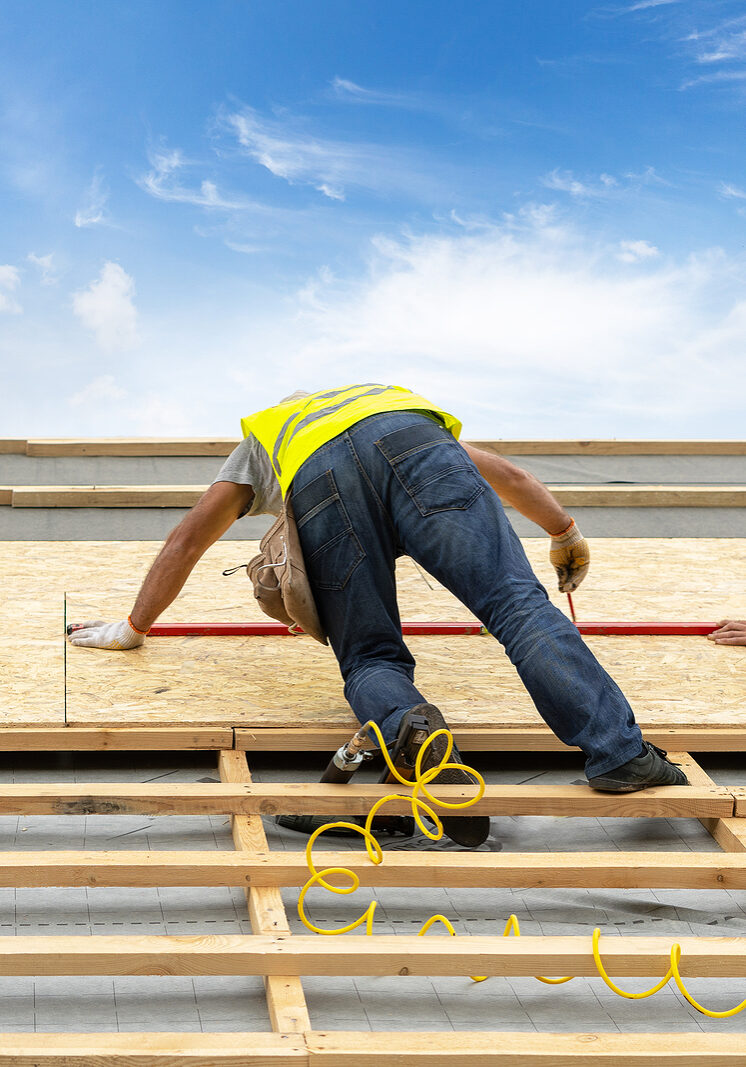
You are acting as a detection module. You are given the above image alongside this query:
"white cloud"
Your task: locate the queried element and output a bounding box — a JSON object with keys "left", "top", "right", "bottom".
{"left": 27, "top": 252, "right": 57, "bottom": 285}
{"left": 0, "top": 265, "right": 22, "bottom": 314}
{"left": 690, "top": 17, "right": 746, "bottom": 65}
{"left": 69, "top": 374, "right": 128, "bottom": 407}
{"left": 139, "top": 146, "right": 260, "bottom": 211}
{"left": 617, "top": 239, "right": 660, "bottom": 263}
{"left": 719, "top": 182, "right": 746, "bottom": 200}
{"left": 221, "top": 105, "right": 434, "bottom": 201}
{"left": 229, "top": 211, "right": 746, "bottom": 437}
{"left": 74, "top": 170, "right": 109, "bottom": 227}
{"left": 72, "top": 262, "right": 139, "bottom": 351}
{"left": 541, "top": 169, "right": 618, "bottom": 198}
{"left": 626, "top": 0, "right": 681, "bottom": 11}
{"left": 682, "top": 68, "right": 746, "bottom": 89}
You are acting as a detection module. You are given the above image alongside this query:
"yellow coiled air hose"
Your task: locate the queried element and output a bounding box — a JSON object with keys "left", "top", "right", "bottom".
{"left": 296, "top": 720, "right": 744, "bottom": 1017}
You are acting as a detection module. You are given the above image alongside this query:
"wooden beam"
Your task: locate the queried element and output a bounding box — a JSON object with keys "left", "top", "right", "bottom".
{"left": 25, "top": 438, "right": 239, "bottom": 457}
{"left": 668, "top": 754, "right": 746, "bottom": 853}
{"left": 0, "top": 933, "right": 743, "bottom": 977}
{"left": 308, "top": 1031, "right": 746, "bottom": 1065}
{"left": 549, "top": 485, "right": 746, "bottom": 507}
{"left": 1, "top": 1032, "right": 745, "bottom": 1066}
{"left": 10, "top": 484, "right": 746, "bottom": 508}
{"left": 0, "top": 440, "right": 27, "bottom": 454}
{"left": 11, "top": 486, "right": 206, "bottom": 507}
{"left": 1, "top": 849, "right": 746, "bottom": 889}
{"left": 0, "top": 488, "right": 12, "bottom": 505}
{"left": 0, "top": 727, "right": 234, "bottom": 750}
{"left": 307, "top": 1031, "right": 746, "bottom": 1065}
{"left": 0, "top": 1033, "right": 305, "bottom": 1065}
{"left": 219, "top": 749, "right": 311, "bottom": 1035}
{"left": 0, "top": 782, "right": 730, "bottom": 818}
{"left": 235, "top": 726, "right": 746, "bottom": 753}
{"left": 472, "top": 440, "right": 746, "bottom": 455}
{"left": 20, "top": 437, "right": 746, "bottom": 457}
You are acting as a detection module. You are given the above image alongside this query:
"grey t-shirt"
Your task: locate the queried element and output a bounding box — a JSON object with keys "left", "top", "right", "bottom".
{"left": 212, "top": 433, "right": 282, "bottom": 517}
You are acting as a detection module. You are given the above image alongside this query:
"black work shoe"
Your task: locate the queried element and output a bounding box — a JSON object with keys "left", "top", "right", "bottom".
{"left": 588, "top": 741, "right": 689, "bottom": 793}
{"left": 394, "top": 704, "right": 490, "bottom": 848}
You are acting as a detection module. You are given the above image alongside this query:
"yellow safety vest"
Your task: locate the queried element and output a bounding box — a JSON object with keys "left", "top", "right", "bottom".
{"left": 242, "top": 383, "right": 461, "bottom": 495}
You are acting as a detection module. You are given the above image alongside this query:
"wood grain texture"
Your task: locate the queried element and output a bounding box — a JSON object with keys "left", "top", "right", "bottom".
{"left": 21, "top": 438, "right": 746, "bottom": 456}
{"left": 306, "top": 1032, "right": 746, "bottom": 1065}
{"left": 25, "top": 438, "right": 239, "bottom": 457}
{"left": 0, "top": 782, "right": 730, "bottom": 818}
{"left": 473, "top": 440, "right": 746, "bottom": 455}
{"left": 0, "top": 933, "right": 743, "bottom": 977}
{"left": 235, "top": 726, "right": 746, "bottom": 752}
{"left": 11, "top": 486, "right": 207, "bottom": 507}
{"left": 219, "top": 749, "right": 311, "bottom": 1034}
{"left": 9, "top": 484, "right": 746, "bottom": 508}
{"left": 0, "top": 1033, "right": 306, "bottom": 1065}
{"left": 0, "top": 849, "right": 744, "bottom": 889}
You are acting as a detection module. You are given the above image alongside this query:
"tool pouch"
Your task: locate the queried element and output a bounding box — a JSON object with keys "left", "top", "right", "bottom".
{"left": 247, "top": 495, "right": 328, "bottom": 646}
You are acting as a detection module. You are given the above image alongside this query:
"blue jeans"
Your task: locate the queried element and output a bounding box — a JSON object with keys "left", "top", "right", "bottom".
{"left": 291, "top": 411, "right": 643, "bottom": 779}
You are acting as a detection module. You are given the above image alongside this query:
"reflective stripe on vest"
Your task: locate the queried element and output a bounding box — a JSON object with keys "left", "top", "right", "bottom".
{"left": 242, "top": 383, "right": 462, "bottom": 495}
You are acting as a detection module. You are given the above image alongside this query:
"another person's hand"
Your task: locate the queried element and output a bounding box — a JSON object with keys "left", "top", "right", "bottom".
{"left": 549, "top": 519, "right": 590, "bottom": 592}
{"left": 67, "top": 618, "right": 146, "bottom": 650}
{"left": 707, "top": 620, "right": 746, "bottom": 646}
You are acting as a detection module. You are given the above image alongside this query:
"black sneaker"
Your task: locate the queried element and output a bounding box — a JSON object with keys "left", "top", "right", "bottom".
{"left": 588, "top": 741, "right": 689, "bottom": 793}
{"left": 393, "top": 704, "right": 490, "bottom": 848}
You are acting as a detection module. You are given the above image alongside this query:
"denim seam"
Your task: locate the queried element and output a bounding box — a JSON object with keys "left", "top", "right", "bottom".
{"left": 344, "top": 431, "right": 396, "bottom": 540}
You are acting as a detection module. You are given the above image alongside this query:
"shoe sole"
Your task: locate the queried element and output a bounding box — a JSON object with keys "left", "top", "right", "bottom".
{"left": 589, "top": 774, "right": 689, "bottom": 793}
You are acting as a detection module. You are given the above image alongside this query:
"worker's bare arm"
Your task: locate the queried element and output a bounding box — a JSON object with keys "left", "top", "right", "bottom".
{"left": 128, "top": 481, "right": 254, "bottom": 631}
{"left": 68, "top": 481, "right": 253, "bottom": 649}
{"left": 708, "top": 620, "right": 746, "bottom": 646}
{"left": 461, "top": 443, "right": 571, "bottom": 534}
{"left": 461, "top": 442, "right": 589, "bottom": 592}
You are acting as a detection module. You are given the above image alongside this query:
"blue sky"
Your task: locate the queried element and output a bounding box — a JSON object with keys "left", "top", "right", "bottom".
{"left": 2, "top": 0, "right": 746, "bottom": 438}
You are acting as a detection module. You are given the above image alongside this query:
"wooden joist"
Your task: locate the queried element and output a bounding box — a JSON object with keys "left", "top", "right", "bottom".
{"left": 0, "top": 933, "right": 744, "bottom": 977}
{"left": 0, "top": 725, "right": 743, "bottom": 753}
{"left": 6, "top": 484, "right": 746, "bottom": 508}
{"left": 0, "top": 1032, "right": 744, "bottom": 1066}
{"left": 476, "top": 440, "right": 746, "bottom": 455}
{"left": 234, "top": 725, "right": 746, "bottom": 753}
{"left": 0, "top": 727, "right": 234, "bottom": 750}
{"left": 8, "top": 485, "right": 207, "bottom": 507}
{"left": 307, "top": 1032, "right": 746, "bottom": 1065}
{"left": 218, "top": 748, "right": 311, "bottom": 1034}
{"left": 0, "top": 781, "right": 731, "bottom": 818}
{"left": 1, "top": 849, "right": 746, "bottom": 889}
{"left": 8, "top": 437, "right": 746, "bottom": 457}
{"left": 24, "top": 438, "right": 239, "bottom": 457}
{"left": 0, "top": 1033, "right": 305, "bottom": 1065}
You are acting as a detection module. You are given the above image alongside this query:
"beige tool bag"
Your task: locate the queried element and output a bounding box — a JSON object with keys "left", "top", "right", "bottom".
{"left": 246, "top": 496, "right": 328, "bottom": 646}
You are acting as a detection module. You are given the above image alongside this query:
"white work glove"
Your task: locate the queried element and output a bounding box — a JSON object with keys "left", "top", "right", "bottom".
{"left": 67, "top": 617, "right": 147, "bottom": 650}
{"left": 549, "top": 519, "right": 590, "bottom": 592}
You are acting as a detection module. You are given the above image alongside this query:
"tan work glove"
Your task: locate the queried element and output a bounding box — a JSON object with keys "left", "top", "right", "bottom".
{"left": 66, "top": 617, "right": 147, "bottom": 650}
{"left": 549, "top": 519, "right": 590, "bottom": 592}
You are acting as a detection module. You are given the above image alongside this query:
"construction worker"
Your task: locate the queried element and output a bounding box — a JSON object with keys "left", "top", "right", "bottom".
{"left": 708, "top": 620, "right": 746, "bottom": 645}
{"left": 68, "top": 384, "right": 688, "bottom": 846}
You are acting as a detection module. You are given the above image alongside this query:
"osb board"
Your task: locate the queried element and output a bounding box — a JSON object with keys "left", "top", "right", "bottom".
{"left": 2, "top": 538, "right": 745, "bottom": 728}
{"left": 65, "top": 629, "right": 746, "bottom": 729}
{"left": 0, "top": 543, "right": 64, "bottom": 725}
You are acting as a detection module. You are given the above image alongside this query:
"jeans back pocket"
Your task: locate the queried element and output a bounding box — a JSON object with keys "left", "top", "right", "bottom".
{"left": 292, "top": 469, "right": 365, "bottom": 590}
{"left": 375, "top": 420, "right": 484, "bottom": 517}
